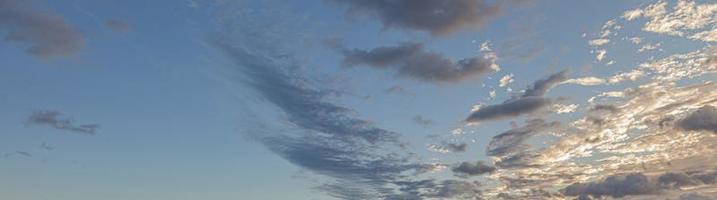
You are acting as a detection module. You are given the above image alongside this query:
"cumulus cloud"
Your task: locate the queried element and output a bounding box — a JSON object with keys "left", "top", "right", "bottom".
{"left": 452, "top": 161, "right": 496, "bottom": 176}
{"left": 337, "top": 42, "right": 499, "bottom": 83}
{"left": 329, "top": 0, "right": 502, "bottom": 36}
{"left": 0, "top": 0, "right": 84, "bottom": 58}
{"left": 499, "top": 74, "right": 514, "bottom": 87}
{"left": 678, "top": 105, "right": 717, "bottom": 133}
{"left": 466, "top": 71, "right": 568, "bottom": 123}
{"left": 26, "top": 110, "right": 98, "bottom": 135}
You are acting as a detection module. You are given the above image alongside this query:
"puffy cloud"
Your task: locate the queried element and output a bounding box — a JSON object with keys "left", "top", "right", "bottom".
{"left": 499, "top": 74, "right": 514, "bottom": 88}
{"left": 622, "top": 0, "right": 717, "bottom": 42}
{"left": 466, "top": 71, "right": 568, "bottom": 123}
{"left": 0, "top": 0, "right": 84, "bottom": 58}
{"left": 329, "top": 0, "right": 502, "bottom": 36}
{"left": 678, "top": 105, "right": 717, "bottom": 133}
{"left": 338, "top": 42, "right": 499, "bottom": 83}
{"left": 452, "top": 161, "right": 496, "bottom": 176}
{"left": 26, "top": 110, "right": 98, "bottom": 135}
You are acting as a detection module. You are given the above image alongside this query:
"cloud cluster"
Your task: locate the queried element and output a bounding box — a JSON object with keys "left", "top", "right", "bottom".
{"left": 337, "top": 42, "right": 499, "bottom": 83}
{"left": 562, "top": 171, "right": 717, "bottom": 199}
{"left": 466, "top": 70, "right": 567, "bottom": 123}
{"left": 329, "top": 0, "right": 502, "bottom": 36}
{"left": 26, "top": 110, "right": 98, "bottom": 135}
{"left": 0, "top": 0, "right": 84, "bottom": 58}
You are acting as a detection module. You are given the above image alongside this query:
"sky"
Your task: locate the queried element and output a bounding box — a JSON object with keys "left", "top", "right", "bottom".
{"left": 1, "top": 0, "right": 717, "bottom": 199}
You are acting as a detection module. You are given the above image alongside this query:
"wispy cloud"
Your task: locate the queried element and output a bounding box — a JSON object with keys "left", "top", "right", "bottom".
{"left": 26, "top": 110, "right": 98, "bottom": 135}
{"left": 0, "top": 0, "right": 84, "bottom": 58}
{"left": 335, "top": 42, "right": 499, "bottom": 83}
{"left": 466, "top": 70, "right": 568, "bottom": 123}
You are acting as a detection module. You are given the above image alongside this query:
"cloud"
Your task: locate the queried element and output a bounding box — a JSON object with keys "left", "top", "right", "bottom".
{"left": 452, "top": 161, "right": 496, "bottom": 176}
{"left": 393, "top": 179, "right": 483, "bottom": 199}
{"left": 562, "top": 173, "right": 660, "bottom": 199}
{"left": 210, "top": 26, "right": 423, "bottom": 198}
{"left": 466, "top": 70, "right": 567, "bottom": 123}
{"left": 445, "top": 142, "right": 467, "bottom": 153}
{"left": 104, "top": 19, "right": 130, "bottom": 32}
{"left": 0, "top": 0, "right": 84, "bottom": 58}
{"left": 562, "top": 171, "right": 717, "bottom": 199}
{"left": 499, "top": 74, "right": 514, "bottom": 87}
{"left": 678, "top": 105, "right": 717, "bottom": 133}
{"left": 486, "top": 119, "right": 560, "bottom": 158}
{"left": 337, "top": 42, "right": 499, "bottom": 83}
{"left": 26, "top": 110, "right": 98, "bottom": 135}
{"left": 412, "top": 115, "right": 433, "bottom": 126}
{"left": 328, "top": 0, "right": 502, "bottom": 36}
{"left": 522, "top": 70, "right": 569, "bottom": 97}
{"left": 466, "top": 96, "right": 552, "bottom": 123}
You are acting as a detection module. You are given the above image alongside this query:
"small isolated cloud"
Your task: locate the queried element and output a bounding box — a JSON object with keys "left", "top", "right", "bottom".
{"left": 452, "top": 161, "right": 496, "bottom": 176}
{"left": 499, "top": 74, "right": 514, "bottom": 87}
{"left": 104, "top": 19, "right": 130, "bottom": 32}
{"left": 678, "top": 105, "right": 717, "bottom": 133}
{"left": 427, "top": 142, "right": 467, "bottom": 153}
{"left": 0, "top": 0, "right": 84, "bottom": 58}
{"left": 413, "top": 115, "right": 433, "bottom": 126}
{"left": 466, "top": 70, "right": 568, "bottom": 123}
{"left": 337, "top": 42, "right": 499, "bottom": 83}
{"left": 27, "top": 110, "right": 98, "bottom": 135}
{"left": 329, "top": 0, "right": 502, "bottom": 36}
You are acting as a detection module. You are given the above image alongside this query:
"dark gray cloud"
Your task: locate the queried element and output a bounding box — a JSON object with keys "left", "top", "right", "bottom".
{"left": 412, "top": 115, "right": 433, "bottom": 126}
{"left": 678, "top": 105, "right": 717, "bottom": 133}
{"left": 104, "top": 19, "right": 130, "bottom": 32}
{"left": 446, "top": 142, "right": 467, "bottom": 153}
{"left": 329, "top": 0, "right": 502, "bottom": 36}
{"left": 211, "top": 37, "right": 423, "bottom": 199}
{"left": 487, "top": 119, "right": 560, "bottom": 158}
{"left": 466, "top": 71, "right": 568, "bottom": 123}
{"left": 0, "top": 0, "right": 84, "bottom": 58}
{"left": 452, "top": 161, "right": 496, "bottom": 176}
{"left": 338, "top": 42, "right": 499, "bottom": 83}
{"left": 27, "top": 110, "right": 98, "bottom": 135}
{"left": 466, "top": 97, "right": 552, "bottom": 123}
{"left": 562, "top": 173, "right": 660, "bottom": 199}
{"left": 562, "top": 171, "right": 717, "bottom": 199}
{"left": 522, "top": 70, "right": 569, "bottom": 97}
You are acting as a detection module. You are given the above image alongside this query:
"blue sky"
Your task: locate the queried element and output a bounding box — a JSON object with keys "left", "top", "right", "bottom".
{"left": 2, "top": 0, "right": 717, "bottom": 199}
